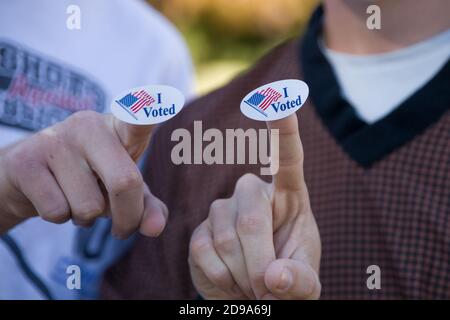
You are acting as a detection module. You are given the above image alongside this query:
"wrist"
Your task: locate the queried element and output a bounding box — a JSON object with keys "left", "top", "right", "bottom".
{"left": 0, "top": 148, "right": 25, "bottom": 233}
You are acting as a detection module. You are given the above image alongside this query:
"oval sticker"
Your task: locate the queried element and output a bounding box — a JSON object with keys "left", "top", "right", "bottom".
{"left": 111, "top": 85, "right": 185, "bottom": 125}
{"left": 240, "top": 79, "right": 309, "bottom": 121}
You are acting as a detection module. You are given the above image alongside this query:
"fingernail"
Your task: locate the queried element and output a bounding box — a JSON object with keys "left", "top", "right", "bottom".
{"left": 277, "top": 267, "right": 293, "bottom": 291}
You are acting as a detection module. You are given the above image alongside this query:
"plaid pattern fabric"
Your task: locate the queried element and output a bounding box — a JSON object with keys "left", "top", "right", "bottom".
{"left": 101, "top": 40, "right": 450, "bottom": 299}
{"left": 300, "top": 101, "right": 450, "bottom": 299}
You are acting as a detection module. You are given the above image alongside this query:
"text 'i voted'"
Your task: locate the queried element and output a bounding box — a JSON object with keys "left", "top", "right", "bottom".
{"left": 111, "top": 85, "right": 185, "bottom": 125}
{"left": 240, "top": 79, "right": 309, "bottom": 121}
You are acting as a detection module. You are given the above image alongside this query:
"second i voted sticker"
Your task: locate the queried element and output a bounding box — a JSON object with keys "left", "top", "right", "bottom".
{"left": 240, "top": 79, "right": 309, "bottom": 121}
{"left": 111, "top": 85, "right": 185, "bottom": 125}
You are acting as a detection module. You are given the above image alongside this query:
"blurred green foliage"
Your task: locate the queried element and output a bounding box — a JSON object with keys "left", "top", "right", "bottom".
{"left": 149, "top": 0, "right": 319, "bottom": 93}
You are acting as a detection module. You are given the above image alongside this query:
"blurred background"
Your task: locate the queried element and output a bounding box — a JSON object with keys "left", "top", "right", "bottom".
{"left": 148, "top": 0, "right": 319, "bottom": 95}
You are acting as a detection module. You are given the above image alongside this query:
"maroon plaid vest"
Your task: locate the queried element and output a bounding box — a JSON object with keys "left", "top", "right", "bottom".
{"left": 101, "top": 9, "right": 450, "bottom": 299}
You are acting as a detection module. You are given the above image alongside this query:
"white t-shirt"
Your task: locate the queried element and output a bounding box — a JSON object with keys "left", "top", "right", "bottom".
{"left": 321, "top": 28, "right": 450, "bottom": 123}
{"left": 0, "top": 0, "right": 193, "bottom": 299}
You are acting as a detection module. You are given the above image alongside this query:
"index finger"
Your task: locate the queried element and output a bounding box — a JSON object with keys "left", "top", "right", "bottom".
{"left": 76, "top": 122, "right": 145, "bottom": 238}
{"left": 235, "top": 175, "right": 276, "bottom": 299}
{"left": 266, "top": 114, "right": 305, "bottom": 191}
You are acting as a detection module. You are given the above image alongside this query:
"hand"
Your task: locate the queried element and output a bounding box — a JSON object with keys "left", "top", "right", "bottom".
{"left": 0, "top": 110, "right": 168, "bottom": 238}
{"left": 188, "top": 114, "right": 321, "bottom": 300}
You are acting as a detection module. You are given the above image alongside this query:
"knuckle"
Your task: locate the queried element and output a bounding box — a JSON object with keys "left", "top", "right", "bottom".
{"left": 72, "top": 199, "right": 105, "bottom": 222}
{"left": 69, "top": 110, "right": 101, "bottom": 125}
{"left": 40, "top": 127, "right": 63, "bottom": 143}
{"left": 236, "top": 211, "right": 264, "bottom": 234}
{"left": 236, "top": 173, "right": 260, "bottom": 190}
{"left": 6, "top": 133, "right": 55, "bottom": 179}
{"left": 214, "top": 229, "right": 238, "bottom": 253}
{"left": 208, "top": 267, "right": 231, "bottom": 288}
{"left": 40, "top": 204, "right": 70, "bottom": 224}
{"left": 34, "top": 126, "right": 72, "bottom": 159}
{"left": 190, "top": 235, "right": 212, "bottom": 259}
{"left": 65, "top": 111, "right": 104, "bottom": 134}
{"left": 209, "top": 199, "right": 232, "bottom": 222}
{"left": 6, "top": 145, "right": 41, "bottom": 178}
{"left": 42, "top": 131, "right": 69, "bottom": 156}
{"left": 110, "top": 169, "right": 143, "bottom": 195}
{"left": 34, "top": 187, "right": 70, "bottom": 224}
{"left": 210, "top": 199, "right": 228, "bottom": 213}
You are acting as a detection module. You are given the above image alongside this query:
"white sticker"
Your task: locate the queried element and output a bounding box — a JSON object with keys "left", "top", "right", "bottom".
{"left": 240, "top": 79, "right": 309, "bottom": 121}
{"left": 111, "top": 85, "right": 185, "bottom": 125}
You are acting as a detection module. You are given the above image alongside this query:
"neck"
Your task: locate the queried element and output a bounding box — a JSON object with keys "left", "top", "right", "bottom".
{"left": 323, "top": 0, "right": 450, "bottom": 54}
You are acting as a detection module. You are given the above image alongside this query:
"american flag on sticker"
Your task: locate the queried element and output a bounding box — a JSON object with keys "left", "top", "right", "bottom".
{"left": 244, "top": 87, "right": 282, "bottom": 117}
{"left": 116, "top": 90, "right": 155, "bottom": 119}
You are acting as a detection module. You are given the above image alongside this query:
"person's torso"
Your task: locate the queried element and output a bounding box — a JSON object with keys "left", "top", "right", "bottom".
{"left": 101, "top": 26, "right": 450, "bottom": 299}
{"left": 0, "top": 0, "right": 193, "bottom": 299}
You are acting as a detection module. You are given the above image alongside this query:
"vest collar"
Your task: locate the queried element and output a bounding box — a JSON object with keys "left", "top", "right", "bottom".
{"left": 301, "top": 6, "right": 450, "bottom": 167}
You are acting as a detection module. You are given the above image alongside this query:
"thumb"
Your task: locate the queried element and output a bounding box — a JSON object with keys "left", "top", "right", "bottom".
{"left": 139, "top": 184, "right": 168, "bottom": 237}
{"left": 264, "top": 258, "right": 321, "bottom": 300}
{"left": 113, "top": 117, "right": 155, "bottom": 161}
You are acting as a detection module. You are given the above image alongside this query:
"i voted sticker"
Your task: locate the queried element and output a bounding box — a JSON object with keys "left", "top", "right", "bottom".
{"left": 240, "top": 79, "right": 309, "bottom": 121}
{"left": 111, "top": 85, "right": 185, "bottom": 125}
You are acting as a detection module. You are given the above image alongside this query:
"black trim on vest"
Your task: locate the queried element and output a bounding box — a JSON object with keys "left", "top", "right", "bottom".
{"left": 301, "top": 7, "right": 450, "bottom": 167}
